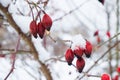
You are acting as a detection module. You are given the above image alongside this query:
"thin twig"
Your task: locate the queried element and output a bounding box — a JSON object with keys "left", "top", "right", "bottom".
{"left": 0, "top": 48, "right": 32, "bottom": 53}
{"left": 4, "top": 36, "right": 21, "bottom": 80}
{"left": 53, "top": 0, "right": 91, "bottom": 22}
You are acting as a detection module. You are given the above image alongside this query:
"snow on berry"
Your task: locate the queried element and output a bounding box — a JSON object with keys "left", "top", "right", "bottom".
{"left": 101, "top": 74, "right": 110, "bottom": 80}
{"left": 71, "top": 34, "right": 86, "bottom": 50}
{"left": 73, "top": 46, "right": 84, "bottom": 59}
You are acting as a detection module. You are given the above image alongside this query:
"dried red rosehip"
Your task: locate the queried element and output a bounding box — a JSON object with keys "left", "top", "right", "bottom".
{"left": 98, "top": 0, "right": 104, "bottom": 4}
{"left": 84, "top": 40, "right": 92, "bottom": 58}
{"left": 65, "top": 48, "right": 74, "bottom": 65}
{"left": 76, "top": 57, "right": 85, "bottom": 73}
{"left": 42, "top": 13, "right": 52, "bottom": 31}
{"left": 73, "top": 46, "right": 84, "bottom": 59}
{"left": 101, "top": 74, "right": 110, "bottom": 80}
{"left": 37, "top": 22, "right": 45, "bottom": 39}
{"left": 30, "top": 20, "right": 38, "bottom": 38}
{"left": 94, "top": 30, "right": 99, "bottom": 36}
{"left": 106, "top": 31, "right": 111, "bottom": 38}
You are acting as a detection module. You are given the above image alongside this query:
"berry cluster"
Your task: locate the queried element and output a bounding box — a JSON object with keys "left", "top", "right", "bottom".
{"left": 112, "top": 67, "right": 120, "bottom": 80}
{"left": 65, "top": 35, "right": 92, "bottom": 73}
{"left": 30, "top": 13, "right": 52, "bottom": 39}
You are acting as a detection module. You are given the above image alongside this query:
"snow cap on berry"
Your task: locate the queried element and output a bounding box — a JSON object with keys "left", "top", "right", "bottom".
{"left": 65, "top": 48, "right": 74, "bottom": 65}
{"left": 101, "top": 74, "right": 110, "bottom": 80}
{"left": 71, "top": 34, "right": 86, "bottom": 50}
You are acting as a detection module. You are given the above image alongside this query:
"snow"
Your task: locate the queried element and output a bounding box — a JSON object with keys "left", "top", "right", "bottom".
{"left": 71, "top": 34, "right": 86, "bottom": 50}
{"left": 0, "top": 0, "right": 118, "bottom": 80}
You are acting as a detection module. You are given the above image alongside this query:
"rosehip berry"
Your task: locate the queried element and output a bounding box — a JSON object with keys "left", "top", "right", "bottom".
{"left": 98, "top": 0, "right": 104, "bottom": 4}
{"left": 101, "top": 74, "right": 110, "bottom": 80}
{"left": 116, "top": 67, "right": 120, "bottom": 73}
{"left": 73, "top": 46, "right": 84, "bottom": 59}
{"left": 106, "top": 31, "right": 111, "bottom": 38}
{"left": 84, "top": 40, "right": 92, "bottom": 58}
{"left": 76, "top": 57, "right": 85, "bottom": 73}
{"left": 30, "top": 20, "right": 38, "bottom": 38}
{"left": 112, "top": 75, "right": 119, "bottom": 80}
{"left": 94, "top": 30, "right": 99, "bottom": 36}
{"left": 65, "top": 48, "right": 74, "bottom": 65}
{"left": 37, "top": 22, "right": 45, "bottom": 39}
{"left": 42, "top": 13, "right": 52, "bottom": 31}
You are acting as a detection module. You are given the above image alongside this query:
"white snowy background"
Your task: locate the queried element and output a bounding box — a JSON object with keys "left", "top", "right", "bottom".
{"left": 0, "top": 0, "right": 119, "bottom": 80}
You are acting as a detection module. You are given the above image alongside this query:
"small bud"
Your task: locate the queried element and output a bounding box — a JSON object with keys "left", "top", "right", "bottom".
{"left": 76, "top": 57, "right": 85, "bottom": 73}
{"left": 38, "top": 22, "right": 45, "bottom": 39}
{"left": 65, "top": 48, "right": 74, "bottom": 65}
{"left": 94, "top": 30, "right": 99, "bottom": 36}
{"left": 30, "top": 20, "right": 38, "bottom": 38}
{"left": 97, "top": 36, "right": 101, "bottom": 43}
{"left": 84, "top": 40, "right": 92, "bottom": 58}
{"left": 42, "top": 13, "right": 52, "bottom": 31}
{"left": 106, "top": 31, "right": 111, "bottom": 38}
{"left": 101, "top": 74, "right": 110, "bottom": 80}
{"left": 73, "top": 46, "right": 84, "bottom": 59}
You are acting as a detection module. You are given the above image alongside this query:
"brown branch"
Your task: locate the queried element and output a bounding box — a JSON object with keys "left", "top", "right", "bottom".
{"left": 0, "top": 4, "right": 52, "bottom": 80}
{"left": 0, "top": 48, "right": 33, "bottom": 53}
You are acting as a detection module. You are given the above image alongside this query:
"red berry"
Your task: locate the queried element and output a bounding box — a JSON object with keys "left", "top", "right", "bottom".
{"left": 76, "top": 57, "right": 85, "bottom": 73}
{"left": 42, "top": 13, "right": 52, "bottom": 31}
{"left": 112, "top": 75, "right": 119, "bottom": 80}
{"left": 116, "top": 67, "right": 120, "bottom": 73}
{"left": 98, "top": 0, "right": 104, "bottom": 4}
{"left": 30, "top": 20, "right": 38, "bottom": 38}
{"left": 37, "top": 22, "right": 45, "bottom": 39}
{"left": 101, "top": 74, "right": 110, "bottom": 80}
{"left": 65, "top": 48, "right": 74, "bottom": 65}
{"left": 94, "top": 30, "right": 99, "bottom": 36}
{"left": 106, "top": 31, "right": 111, "bottom": 38}
{"left": 73, "top": 46, "right": 84, "bottom": 59}
{"left": 84, "top": 40, "right": 92, "bottom": 58}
